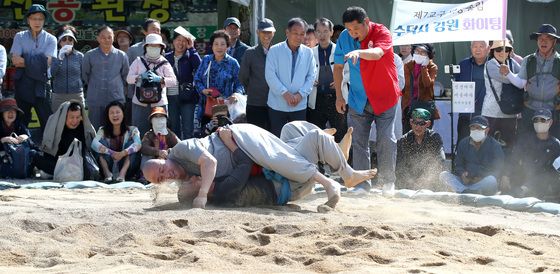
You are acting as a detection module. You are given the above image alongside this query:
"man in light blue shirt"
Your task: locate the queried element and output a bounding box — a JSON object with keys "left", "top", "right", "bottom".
{"left": 265, "top": 17, "right": 316, "bottom": 136}
{"left": 10, "top": 4, "right": 57, "bottom": 133}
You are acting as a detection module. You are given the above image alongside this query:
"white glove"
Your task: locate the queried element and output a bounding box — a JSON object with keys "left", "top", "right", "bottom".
{"left": 58, "top": 45, "right": 73, "bottom": 60}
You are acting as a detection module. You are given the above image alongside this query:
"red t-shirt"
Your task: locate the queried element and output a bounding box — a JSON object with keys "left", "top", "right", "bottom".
{"left": 359, "top": 22, "right": 400, "bottom": 115}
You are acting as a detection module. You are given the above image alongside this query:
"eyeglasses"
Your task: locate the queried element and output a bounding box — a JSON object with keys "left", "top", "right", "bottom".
{"left": 494, "top": 47, "right": 512, "bottom": 53}
{"left": 60, "top": 37, "right": 73, "bottom": 42}
{"left": 411, "top": 120, "right": 428, "bottom": 126}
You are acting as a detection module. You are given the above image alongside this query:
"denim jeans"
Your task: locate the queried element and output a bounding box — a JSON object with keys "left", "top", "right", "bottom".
{"left": 348, "top": 101, "right": 397, "bottom": 190}
{"left": 439, "top": 171, "right": 498, "bottom": 195}
{"left": 167, "top": 95, "right": 195, "bottom": 139}
{"left": 97, "top": 138, "right": 140, "bottom": 179}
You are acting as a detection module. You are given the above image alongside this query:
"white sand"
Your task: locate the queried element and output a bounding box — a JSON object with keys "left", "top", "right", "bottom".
{"left": 0, "top": 187, "right": 558, "bottom": 273}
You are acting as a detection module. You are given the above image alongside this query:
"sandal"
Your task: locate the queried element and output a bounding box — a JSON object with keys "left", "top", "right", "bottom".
{"left": 115, "top": 177, "right": 125, "bottom": 183}
{"left": 103, "top": 177, "right": 113, "bottom": 184}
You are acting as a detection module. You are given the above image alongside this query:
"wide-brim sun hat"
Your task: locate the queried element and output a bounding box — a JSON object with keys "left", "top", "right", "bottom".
{"left": 0, "top": 98, "right": 24, "bottom": 114}
{"left": 490, "top": 40, "right": 513, "bottom": 50}
{"left": 530, "top": 24, "right": 560, "bottom": 40}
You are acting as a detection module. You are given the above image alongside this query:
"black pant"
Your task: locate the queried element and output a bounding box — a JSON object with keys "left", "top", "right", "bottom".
{"left": 246, "top": 105, "right": 270, "bottom": 132}
{"left": 33, "top": 152, "right": 57, "bottom": 175}
{"left": 16, "top": 97, "right": 52, "bottom": 135}
{"left": 307, "top": 93, "right": 347, "bottom": 142}
{"left": 268, "top": 108, "right": 306, "bottom": 137}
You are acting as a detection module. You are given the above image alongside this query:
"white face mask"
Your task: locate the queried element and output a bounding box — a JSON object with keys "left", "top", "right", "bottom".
{"left": 151, "top": 117, "right": 168, "bottom": 135}
{"left": 146, "top": 46, "right": 161, "bottom": 59}
{"left": 413, "top": 54, "right": 428, "bottom": 66}
{"left": 534, "top": 122, "right": 551, "bottom": 133}
{"left": 470, "top": 129, "right": 486, "bottom": 142}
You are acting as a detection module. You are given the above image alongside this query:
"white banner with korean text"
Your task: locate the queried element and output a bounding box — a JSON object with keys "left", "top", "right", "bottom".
{"left": 390, "top": 0, "right": 507, "bottom": 45}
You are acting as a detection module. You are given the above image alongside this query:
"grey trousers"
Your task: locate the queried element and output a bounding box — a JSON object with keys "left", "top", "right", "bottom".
{"left": 51, "top": 92, "right": 85, "bottom": 113}
{"left": 280, "top": 121, "right": 353, "bottom": 200}
{"left": 348, "top": 101, "right": 397, "bottom": 189}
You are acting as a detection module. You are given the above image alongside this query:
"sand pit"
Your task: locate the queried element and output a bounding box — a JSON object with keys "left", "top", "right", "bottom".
{"left": 0, "top": 187, "right": 558, "bottom": 273}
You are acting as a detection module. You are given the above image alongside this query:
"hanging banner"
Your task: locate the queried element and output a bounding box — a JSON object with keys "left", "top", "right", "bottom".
{"left": 390, "top": 0, "right": 507, "bottom": 45}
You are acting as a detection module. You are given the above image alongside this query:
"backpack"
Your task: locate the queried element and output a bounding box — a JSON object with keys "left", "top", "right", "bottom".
{"left": 136, "top": 57, "right": 168, "bottom": 104}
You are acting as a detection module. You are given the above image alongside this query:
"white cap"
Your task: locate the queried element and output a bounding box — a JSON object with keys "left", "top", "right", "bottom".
{"left": 143, "top": 33, "right": 166, "bottom": 49}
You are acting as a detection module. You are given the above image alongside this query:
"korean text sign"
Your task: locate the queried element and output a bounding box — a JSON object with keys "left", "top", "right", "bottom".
{"left": 452, "top": 81, "right": 475, "bottom": 113}
{"left": 390, "top": 0, "right": 507, "bottom": 45}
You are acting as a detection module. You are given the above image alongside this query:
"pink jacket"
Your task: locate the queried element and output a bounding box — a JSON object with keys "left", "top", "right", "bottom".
{"left": 127, "top": 55, "right": 177, "bottom": 107}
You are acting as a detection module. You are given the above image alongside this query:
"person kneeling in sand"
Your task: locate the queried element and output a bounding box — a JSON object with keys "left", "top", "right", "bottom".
{"left": 142, "top": 122, "right": 377, "bottom": 210}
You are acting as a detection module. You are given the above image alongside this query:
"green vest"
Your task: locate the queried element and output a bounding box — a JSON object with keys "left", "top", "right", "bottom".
{"left": 525, "top": 53, "right": 560, "bottom": 81}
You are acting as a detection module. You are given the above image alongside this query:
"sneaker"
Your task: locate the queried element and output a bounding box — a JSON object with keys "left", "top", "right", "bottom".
{"left": 382, "top": 183, "right": 395, "bottom": 197}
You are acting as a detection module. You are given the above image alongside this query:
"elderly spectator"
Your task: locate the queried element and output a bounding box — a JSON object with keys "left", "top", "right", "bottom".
{"left": 402, "top": 43, "right": 439, "bottom": 133}
{"left": 114, "top": 28, "right": 134, "bottom": 53}
{"left": 194, "top": 30, "right": 244, "bottom": 134}
{"left": 333, "top": 7, "right": 400, "bottom": 194}
{"left": 505, "top": 24, "right": 560, "bottom": 138}
{"left": 33, "top": 101, "right": 96, "bottom": 178}
{"left": 304, "top": 25, "right": 318, "bottom": 48}
{"left": 398, "top": 44, "right": 413, "bottom": 64}
{"left": 165, "top": 26, "right": 201, "bottom": 139}
{"left": 82, "top": 26, "right": 129, "bottom": 128}
{"left": 482, "top": 40, "right": 520, "bottom": 149}
{"left": 223, "top": 17, "right": 249, "bottom": 65}
{"left": 91, "top": 101, "right": 141, "bottom": 183}
{"left": 440, "top": 116, "right": 504, "bottom": 195}
{"left": 9, "top": 4, "right": 56, "bottom": 133}
{"left": 127, "top": 33, "right": 177, "bottom": 136}
{"left": 0, "top": 44, "right": 5, "bottom": 94}
{"left": 128, "top": 18, "right": 161, "bottom": 63}
{"left": 265, "top": 17, "right": 316, "bottom": 137}
{"left": 502, "top": 109, "right": 560, "bottom": 201}
{"left": 0, "top": 98, "right": 31, "bottom": 151}
{"left": 455, "top": 40, "right": 490, "bottom": 145}
{"left": 308, "top": 17, "right": 347, "bottom": 142}
{"left": 239, "top": 18, "right": 276, "bottom": 131}
{"left": 396, "top": 108, "right": 445, "bottom": 190}
{"left": 50, "top": 25, "right": 85, "bottom": 112}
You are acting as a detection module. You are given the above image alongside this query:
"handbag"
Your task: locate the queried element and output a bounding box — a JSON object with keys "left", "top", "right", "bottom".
{"left": 83, "top": 150, "right": 101, "bottom": 181}
{"left": 202, "top": 61, "right": 225, "bottom": 117}
{"left": 136, "top": 57, "right": 168, "bottom": 104}
{"left": 178, "top": 82, "right": 198, "bottom": 104}
{"left": 53, "top": 138, "right": 84, "bottom": 182}
{"left": 0, "top": 135, "right": 32, "bottom": 179}
{"left": 486, "top": 62, "right": 524, "bottom": 115}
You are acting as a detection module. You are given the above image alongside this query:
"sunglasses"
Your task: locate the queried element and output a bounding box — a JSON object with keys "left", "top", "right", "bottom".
{"left": 411, "top": 120, "right": 428, "bottom": 126}
{"left": 60, "top": 37, "right": 74, "bottom": 42}
{"left": 494, "top": 47, "right": 511, "bottom": 53}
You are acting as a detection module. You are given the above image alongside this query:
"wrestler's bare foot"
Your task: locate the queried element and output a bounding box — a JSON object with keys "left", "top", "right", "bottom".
{"left": 312, "top": 172, "right": 341, "bottom": 210}
{"left": 343, "top": 168, "right": 378, "bottom": 188}
{"left": 323, "top": 128, "right": 337, "bottom": 136}
{"left": 338, "top": 127, "right": 353, "bottom": 161}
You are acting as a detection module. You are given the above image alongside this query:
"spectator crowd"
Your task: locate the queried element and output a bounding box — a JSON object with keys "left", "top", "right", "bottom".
{"left": 0, "top": 4, "right": 558, "bottom": 205}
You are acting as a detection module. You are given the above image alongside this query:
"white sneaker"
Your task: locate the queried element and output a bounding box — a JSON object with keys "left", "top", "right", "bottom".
{"left": 382, "top": 183, "right": 395, "bottom": 197}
